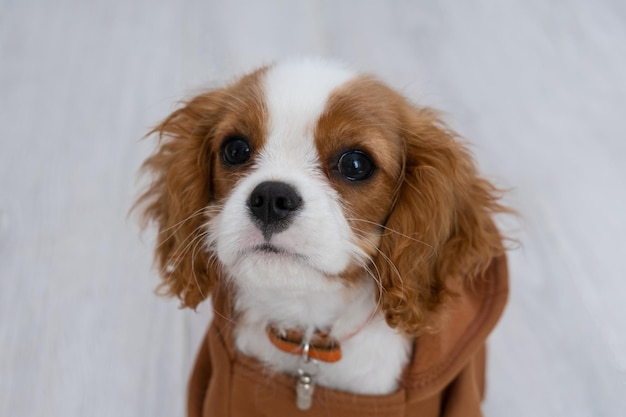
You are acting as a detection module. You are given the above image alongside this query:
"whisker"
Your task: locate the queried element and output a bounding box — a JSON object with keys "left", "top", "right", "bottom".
{"left": 166, "top": 225, "right": 206, "bottom": 264}
{"left": 349, "top": 226, "right": 405, "bottom": 297}
{"left": 352, "top": 256, "right": 385, "bottom": 311}
{"left": 161, "top": 225, "right": 209, "bottom": 277}
{"left": 346, "top": 217, "right": 437, "bottom": 254}
{"left": 159, "top": 207, "right": 208, "bottom": 235}
{"left": 189, "top": 231, "right": 210, "bottom": 300}
{"left": 156, "top": 207, "right": 209, "bottom": 251}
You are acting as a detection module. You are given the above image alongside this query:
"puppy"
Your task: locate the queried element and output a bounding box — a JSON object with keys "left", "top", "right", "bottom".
{"left": 137, "top": 58, "right": 509, "bottom": 417}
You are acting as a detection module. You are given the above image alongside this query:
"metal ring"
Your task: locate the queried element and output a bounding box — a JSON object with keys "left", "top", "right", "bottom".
{"left": 301, "top": 342, "right": 311, "bottom": 362}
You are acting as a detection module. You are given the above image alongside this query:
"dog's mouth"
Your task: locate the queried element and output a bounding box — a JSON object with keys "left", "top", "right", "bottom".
{"left": 232, "top": 241, "right": 348, "bottom": 278}
{"left": 245, "top": 243, "right": 310, "bottom": 263}
{"left": 254, "top": 243, "right": 287, "bottom": 254}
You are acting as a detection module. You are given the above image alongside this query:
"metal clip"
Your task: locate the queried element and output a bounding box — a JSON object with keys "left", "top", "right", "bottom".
{"left": 296, "top": 342, "right": 318, "bottom": 410}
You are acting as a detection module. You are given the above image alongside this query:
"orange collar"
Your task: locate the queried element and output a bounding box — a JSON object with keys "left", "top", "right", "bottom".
{"left": 266, "top": 324, "right": 342, "bottom": 363}
{"left": 265, "top": 308, "right": 379, "bottom": 364}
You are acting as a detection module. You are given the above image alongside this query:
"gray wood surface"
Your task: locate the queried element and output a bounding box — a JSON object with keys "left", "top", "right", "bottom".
{"left": 1, "top": 1, "right": 625, "bottom": 416}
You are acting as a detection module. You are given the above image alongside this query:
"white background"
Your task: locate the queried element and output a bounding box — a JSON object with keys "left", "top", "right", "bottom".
{"left": 1, "top": 1, "right": 625, "bottom": 416}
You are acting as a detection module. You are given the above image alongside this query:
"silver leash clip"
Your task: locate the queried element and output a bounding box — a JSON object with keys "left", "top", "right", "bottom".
{"left": 296, "top": 342, "right": 318, "bottom": 410}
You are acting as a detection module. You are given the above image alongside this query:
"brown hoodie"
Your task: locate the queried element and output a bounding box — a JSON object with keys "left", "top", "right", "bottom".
{"left": 187, "top": 255, "right": 508, "bottom": 417}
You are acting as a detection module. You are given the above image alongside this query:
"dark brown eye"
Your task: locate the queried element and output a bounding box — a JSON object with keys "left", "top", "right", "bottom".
{"left": 221, "top": 135, "right": 251, "bottom": 166}
{"left": 337, "top": 150, "right": 375, "bottom": 181}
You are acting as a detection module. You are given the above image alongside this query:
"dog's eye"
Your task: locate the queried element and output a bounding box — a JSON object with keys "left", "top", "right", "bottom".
{"left": 221, "top": 135, "right": 252, "bottom": 166}
{"left": 337, "top": 150, "right": 375, "bottom": 181}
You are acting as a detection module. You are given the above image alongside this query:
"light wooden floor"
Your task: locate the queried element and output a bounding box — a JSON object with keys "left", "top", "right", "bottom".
{"left": 1, "top": 1, "right": 625, "bottom": 416}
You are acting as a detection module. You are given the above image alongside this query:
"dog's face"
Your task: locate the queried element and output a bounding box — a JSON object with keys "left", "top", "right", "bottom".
{"left": 209, "top": 62, "right": 403, "bottom": 295}
{"left": 138, "top": 59, "right": 505, "bottom": 334}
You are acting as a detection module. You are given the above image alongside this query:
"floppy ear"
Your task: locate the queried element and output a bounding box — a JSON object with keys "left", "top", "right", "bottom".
{"left": 375, "top": 106, "right": 507, "bottom": 335}
{"left": 135, "top": 92, "right": 224, "bottom": 309}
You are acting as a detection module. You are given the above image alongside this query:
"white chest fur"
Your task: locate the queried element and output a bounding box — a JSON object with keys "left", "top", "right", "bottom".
{"left": 233, "top": 279, "right": 413, "bottom": 395}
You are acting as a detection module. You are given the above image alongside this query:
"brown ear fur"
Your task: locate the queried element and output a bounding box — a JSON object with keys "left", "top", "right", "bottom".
{"left": 135, "top": 92, "right": 225, "bottom": 309}
{"left": 376, "top": 106, "right": 508, "bottom": 335}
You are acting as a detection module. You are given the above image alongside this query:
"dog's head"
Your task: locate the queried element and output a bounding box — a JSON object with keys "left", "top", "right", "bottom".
{"left": 137, "top": 59, "right": 506, "bottom": 334}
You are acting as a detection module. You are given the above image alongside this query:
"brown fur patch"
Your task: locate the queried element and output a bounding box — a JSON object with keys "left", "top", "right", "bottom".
{"left": 316, "top": 76, "right": 509, "bottom": 334}
{"left": 315, "top": 77, "right": 405, "bottom": 259}
{"left": 135, "top": 67, "right": 268, "bottom": 308}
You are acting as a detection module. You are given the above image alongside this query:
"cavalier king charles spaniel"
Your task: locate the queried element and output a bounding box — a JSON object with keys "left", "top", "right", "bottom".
{"left": 136, "top": 58, "right": 508, "bottom": 413}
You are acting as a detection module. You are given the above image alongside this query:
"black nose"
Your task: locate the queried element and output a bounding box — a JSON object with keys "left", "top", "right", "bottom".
{"left": 248, "top": 181, "right": 303, "bottom": 238}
